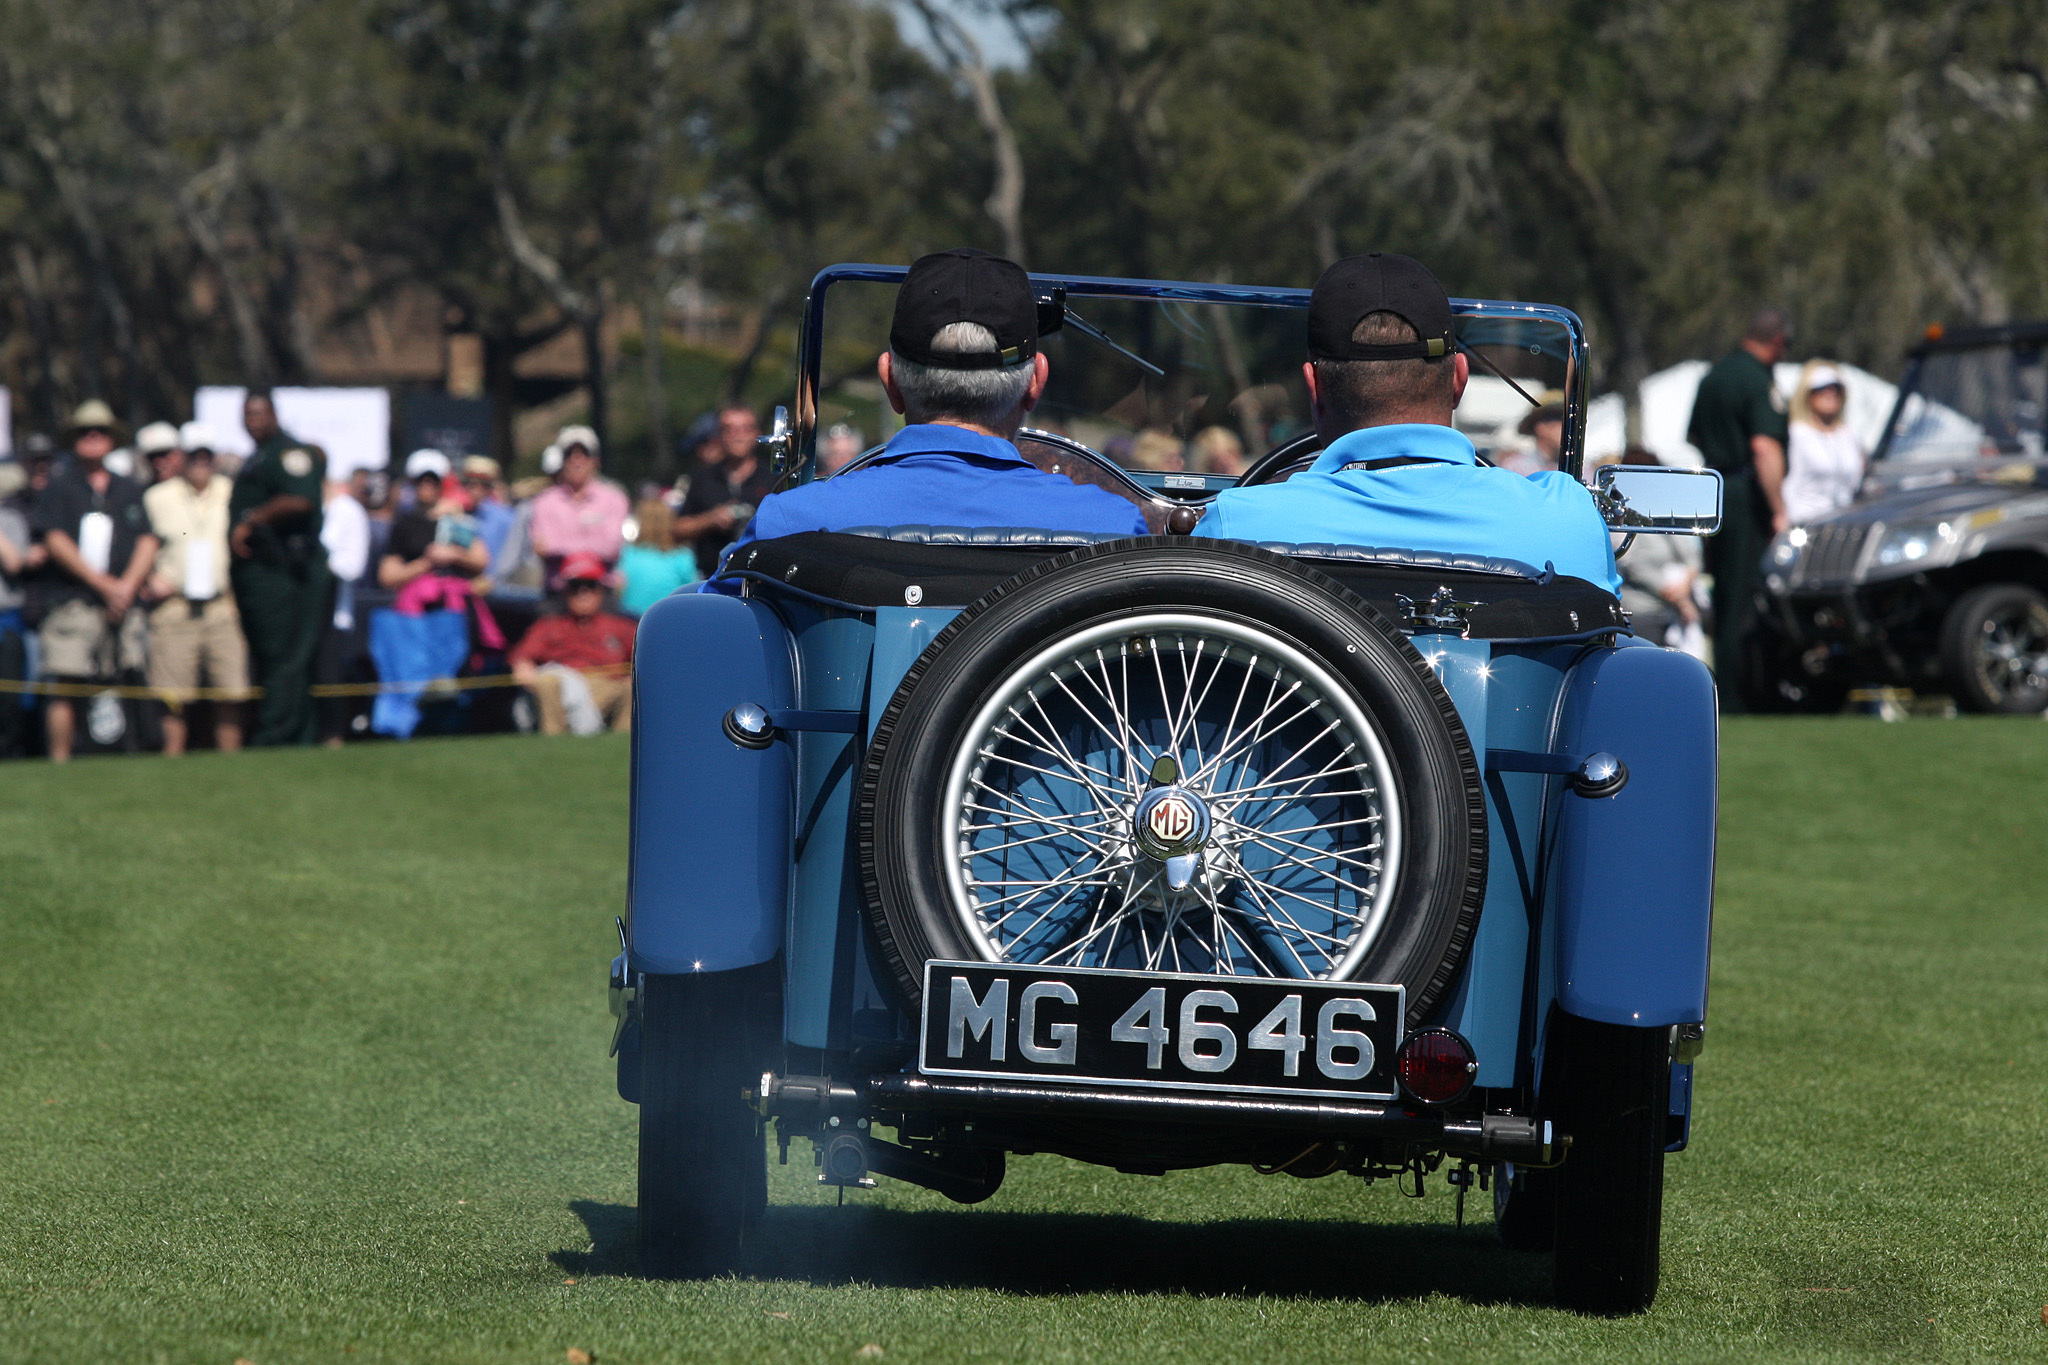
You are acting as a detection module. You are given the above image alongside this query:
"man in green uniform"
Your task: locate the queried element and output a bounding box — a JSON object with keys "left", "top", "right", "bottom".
{"left": 228, "top": 391, "right": 331, "bottom": 746}
{"left": 1686, "top": 308, "right": 1790, "bottom": 711}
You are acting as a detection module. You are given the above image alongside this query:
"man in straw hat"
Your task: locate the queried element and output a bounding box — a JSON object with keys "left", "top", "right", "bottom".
{"left": 30, "top": 399, "right": 159, "bottom": 760}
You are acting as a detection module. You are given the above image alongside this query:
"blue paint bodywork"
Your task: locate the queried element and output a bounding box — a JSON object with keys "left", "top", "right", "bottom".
{"left": 1548, "top": 645, "right": 1718, "bottom": 1028}
{"left": 627, "top": 591, "right": 794, "bottom": 975}
{"left": 625, "top": 570, "right": 1718, "bottom": 1116}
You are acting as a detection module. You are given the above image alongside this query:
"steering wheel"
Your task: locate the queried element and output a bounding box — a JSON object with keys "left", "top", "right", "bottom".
{"left": 1237, "top": 431, "right": 1323, "bottom": 487}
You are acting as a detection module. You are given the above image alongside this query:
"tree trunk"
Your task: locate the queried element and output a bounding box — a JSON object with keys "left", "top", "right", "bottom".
{"left": 643, "top": 282, "right": 672, "bottom": 479}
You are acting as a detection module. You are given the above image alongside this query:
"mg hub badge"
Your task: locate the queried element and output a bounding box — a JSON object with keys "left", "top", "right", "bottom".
{"left": 1133, "top": 785, "right": 1211, "bottom": 860}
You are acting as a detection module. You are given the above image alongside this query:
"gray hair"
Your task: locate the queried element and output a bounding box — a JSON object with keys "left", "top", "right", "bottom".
{"left": 890, "top": 322, "right": 1035, "bottom": 428}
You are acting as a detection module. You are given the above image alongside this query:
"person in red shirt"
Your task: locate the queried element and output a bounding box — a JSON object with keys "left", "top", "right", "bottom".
{"left": 508, "top": 553, "right": 636, "bottom": 734}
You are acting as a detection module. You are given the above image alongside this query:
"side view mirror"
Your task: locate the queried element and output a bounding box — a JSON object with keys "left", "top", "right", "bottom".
{"left": 758, "top": 405, "right": 794, "bottom": 476}
{"left": 1595, "top": 465, "right": 1723, "bottom": 535}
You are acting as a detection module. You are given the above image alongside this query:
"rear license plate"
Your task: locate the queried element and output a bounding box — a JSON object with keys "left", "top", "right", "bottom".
{"left": 919, "top": 961, "right": 1405, "bottom": 1101}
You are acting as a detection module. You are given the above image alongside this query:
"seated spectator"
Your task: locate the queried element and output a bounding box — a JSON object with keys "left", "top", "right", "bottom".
{"left": 136, "top": 422, "right": 184, "bottom": 487}
{"left": 529, "top": 425, "right": 629, "bottom": 589}
{"left": 378, "top": 456, "right": 492, "bottom": 608}
{"left": 509, "top": 553, "right": 635, "bottom": 735}
{"left": 459, "top": 455, "right": 516, "bottom": 568}
{"left": 1496, "top": 392, "right": 1566, "bottom": 476}
{"left": 713, "top": 249, "right": 1148, "bottom": 578}
{"left": 143, "top": 439, "right": 247, "bottom": 754}
{"left": 617, "top": 498, "right": 699, "bottom": 616}
{"left": 31, "top": 400, "right": 160, "bottom": 761}
{"left": 817, "top": 422, "right": 865, "bottom": 476}
{"left": 675, "top": 405, "right": 778, "bottom": 578}
{"left": 1128, "top": 428, "right": 1186, "bottom": 473}
{"left": 1194, "top": 254, "right": 1619, "bottom": 594}
{"left": 1612, "top": 447, "right": 1707, "bottom": 658}
{"left": 1188, "top": 425, "right": 1247, "bottom": 478}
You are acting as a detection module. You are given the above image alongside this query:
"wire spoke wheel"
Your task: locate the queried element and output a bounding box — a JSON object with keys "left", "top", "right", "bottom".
{"left": 860, "top": 542, "right": 1486, "bottom": 1017}
{"left": 942, "top": 614, "right": 1401, "bottom": 979}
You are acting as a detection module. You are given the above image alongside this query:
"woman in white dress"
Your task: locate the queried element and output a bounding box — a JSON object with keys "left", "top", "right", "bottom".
{"left": 1783, "top": 362, "right": 1865, "bottom": 523}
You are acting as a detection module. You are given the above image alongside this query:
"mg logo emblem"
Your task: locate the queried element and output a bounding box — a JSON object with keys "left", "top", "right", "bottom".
{"left": 1147, "top": 796, "right": 1196, "bottom": 845}
{"left": 1134, "top": 785, "right": 1209, "bottom": 859}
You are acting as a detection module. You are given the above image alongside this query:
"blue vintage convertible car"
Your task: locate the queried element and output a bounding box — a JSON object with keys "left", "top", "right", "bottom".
{"left": 609, "top": 266, "right": 1722, "bottom": 1314}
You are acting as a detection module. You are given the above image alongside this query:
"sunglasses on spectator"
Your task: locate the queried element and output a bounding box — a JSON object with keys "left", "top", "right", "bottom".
{"left": 567, "top": 579, "right": 604, "bottom": 592}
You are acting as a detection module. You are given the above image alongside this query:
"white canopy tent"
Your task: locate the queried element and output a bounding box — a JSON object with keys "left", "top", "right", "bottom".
{"left": 1635, "top": 361, "right": 1898, "bottom": 469}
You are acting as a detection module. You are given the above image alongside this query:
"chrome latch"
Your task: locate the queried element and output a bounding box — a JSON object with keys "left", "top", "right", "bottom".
{"left": 1671, "top": 1022, "right": 1705, "bottom": 1064}
{"left": 1395, "top": 586, "right": 1478, "bottom": 636}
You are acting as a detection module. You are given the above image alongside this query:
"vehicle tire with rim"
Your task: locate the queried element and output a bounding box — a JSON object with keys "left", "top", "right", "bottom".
{"left": 1547, "top": 1011, "right": 1669, "bottom": 1315}
{"left": 858, "top": 540, "right": 1487, "bottom": 1019}
{"left": 1939, "top": 582, "right": 2048, "bottom": 714}
{"left": 638, "top": 962, "right": 776, "bottom": 1278}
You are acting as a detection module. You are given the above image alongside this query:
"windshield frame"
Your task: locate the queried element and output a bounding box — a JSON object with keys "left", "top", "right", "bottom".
{"left": 792, "top": 263, "right": 1590, "bottom": 484}
{"left": 1871, "top": 320, "right": 2048, "bottom": 465}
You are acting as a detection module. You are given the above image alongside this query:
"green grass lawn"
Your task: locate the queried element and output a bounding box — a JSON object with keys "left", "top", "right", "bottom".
{"left": 2, "top": 721, "right": 2046, "bottom": 1363}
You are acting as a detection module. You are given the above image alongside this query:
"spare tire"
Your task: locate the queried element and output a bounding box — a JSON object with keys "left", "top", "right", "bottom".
{"left": 857, "top": 540, "right": 1486, "bottom": 1025}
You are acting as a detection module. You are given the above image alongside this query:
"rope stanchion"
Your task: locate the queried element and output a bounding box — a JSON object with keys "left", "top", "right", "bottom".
{"left": 0, "top": 663, "right": 630, "bottom": 703}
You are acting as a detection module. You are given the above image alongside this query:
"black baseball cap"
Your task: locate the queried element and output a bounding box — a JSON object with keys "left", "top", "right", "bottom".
{"left": 890, "top": 248, "right": 1038, "bottom": 370}
{"left": 1307, "top": 252, "right": 1456, "bottom": 362}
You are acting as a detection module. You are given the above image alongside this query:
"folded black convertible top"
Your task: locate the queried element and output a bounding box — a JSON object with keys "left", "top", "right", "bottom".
{"left": 717, "top": 529, "right": 1626, "bottom": 641}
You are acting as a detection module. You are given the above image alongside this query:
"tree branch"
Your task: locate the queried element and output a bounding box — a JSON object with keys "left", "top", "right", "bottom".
{"left": 907, "top": 0, "right": 1026, "bottom": 263}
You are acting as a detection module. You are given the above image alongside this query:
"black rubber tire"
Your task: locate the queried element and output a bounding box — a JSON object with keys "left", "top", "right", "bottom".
{"left": 1548, "top": 1012, "right": 1668, "bottom": 1315}
{"left": 857, "top": 539, "right": 1487, "bottom": 1024}
{"left": 638, "top": 963, "right": 778, "bottom": 1278}
{"left": 1939, "top": 582, "right": 2048, "bottom": 714}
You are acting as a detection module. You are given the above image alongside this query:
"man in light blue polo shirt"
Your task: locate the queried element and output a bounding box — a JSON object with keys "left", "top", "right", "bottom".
{"left": 1194, "top": 253, "right": 1619, "bottom": 594}
{"left": 713, "top": 249, "right": 1146, "bottom": 579}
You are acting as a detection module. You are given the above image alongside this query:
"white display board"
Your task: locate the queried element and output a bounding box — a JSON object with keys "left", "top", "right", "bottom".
{"left": 194, "top": 386, "right": 391, "bottom": 479}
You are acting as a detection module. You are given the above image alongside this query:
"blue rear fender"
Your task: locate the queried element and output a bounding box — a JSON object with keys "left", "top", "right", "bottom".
{"left": 627, "top": 592, "right": 795, "bottom": 975}
{"left": 1548, "top": 644, "right": 1718, "bottom": 1029}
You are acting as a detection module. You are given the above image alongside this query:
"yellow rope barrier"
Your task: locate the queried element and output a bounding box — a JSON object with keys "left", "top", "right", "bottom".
{"left": 0, "top": 663, "right": 629, "bottom": 702}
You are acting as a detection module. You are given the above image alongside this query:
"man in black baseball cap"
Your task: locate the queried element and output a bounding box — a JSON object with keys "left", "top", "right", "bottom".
{"left": 706, "top": 248, "right": 1146, "bottom": 581}
{"left": 1195, "top": 252, "right": 1619, "bottom": 593}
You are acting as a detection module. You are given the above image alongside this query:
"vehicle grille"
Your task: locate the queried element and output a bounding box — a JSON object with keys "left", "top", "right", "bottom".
{"left": 1793, "top": 524, "right": 1870, "bottom": 587}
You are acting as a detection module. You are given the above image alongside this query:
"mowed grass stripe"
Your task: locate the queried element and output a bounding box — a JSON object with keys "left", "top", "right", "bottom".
{"left": 0, "top": 721, "right": 2043, "bottom": 1362}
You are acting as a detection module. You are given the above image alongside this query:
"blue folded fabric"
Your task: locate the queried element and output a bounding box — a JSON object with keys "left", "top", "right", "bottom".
{"left": 368, "top": 608, "right": 470, "bottom": 739}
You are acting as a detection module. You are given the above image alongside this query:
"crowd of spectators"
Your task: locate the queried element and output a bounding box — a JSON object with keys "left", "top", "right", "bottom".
{"left": 0, "top": 397, "right": 783, "bottom": 761}
{"left": 0, "top": 344, "right": 1875, "bottom": 758}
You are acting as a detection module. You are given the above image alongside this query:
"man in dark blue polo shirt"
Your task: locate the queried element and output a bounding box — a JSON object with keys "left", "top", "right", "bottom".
{"left": 714, "top": 249, "right": 1146, "bottom": 576}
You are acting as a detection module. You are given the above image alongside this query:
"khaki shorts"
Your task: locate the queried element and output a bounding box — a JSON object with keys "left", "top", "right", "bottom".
{"left": 39, "top": 596, "right": 147, "bottom": 680}
{"left": 147, "top": 598, "right": 251, "bottom": 700}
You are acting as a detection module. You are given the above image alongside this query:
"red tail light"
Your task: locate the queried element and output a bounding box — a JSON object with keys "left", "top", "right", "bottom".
{"left": 1396, "top": 1028, "right": 1477, "bottom": 1105}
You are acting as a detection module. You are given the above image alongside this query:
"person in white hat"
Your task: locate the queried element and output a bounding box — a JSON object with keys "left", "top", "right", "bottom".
{"left": 135, "top": 422, "right": 185, "bottom": 487}
{"left": 527, "top": 424, "right": 627, "bottom": 590}
{"left": 1784, "top": 362, "right": 1866, "bottom": 525}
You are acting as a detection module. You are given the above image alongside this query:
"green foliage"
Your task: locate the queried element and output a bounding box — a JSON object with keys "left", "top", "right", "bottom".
{"left": 1, "top": 1, "right": 2043, "bottom": 443}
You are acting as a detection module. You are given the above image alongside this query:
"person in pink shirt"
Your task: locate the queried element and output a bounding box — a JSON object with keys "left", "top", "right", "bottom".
{"left": 528, "top": 424, "right": 629, "bottom": 590}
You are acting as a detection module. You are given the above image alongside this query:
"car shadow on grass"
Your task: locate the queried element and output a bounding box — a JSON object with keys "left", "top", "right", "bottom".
{"left": 556, "top": 1200, "right": 1552, "bottom": 1306}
